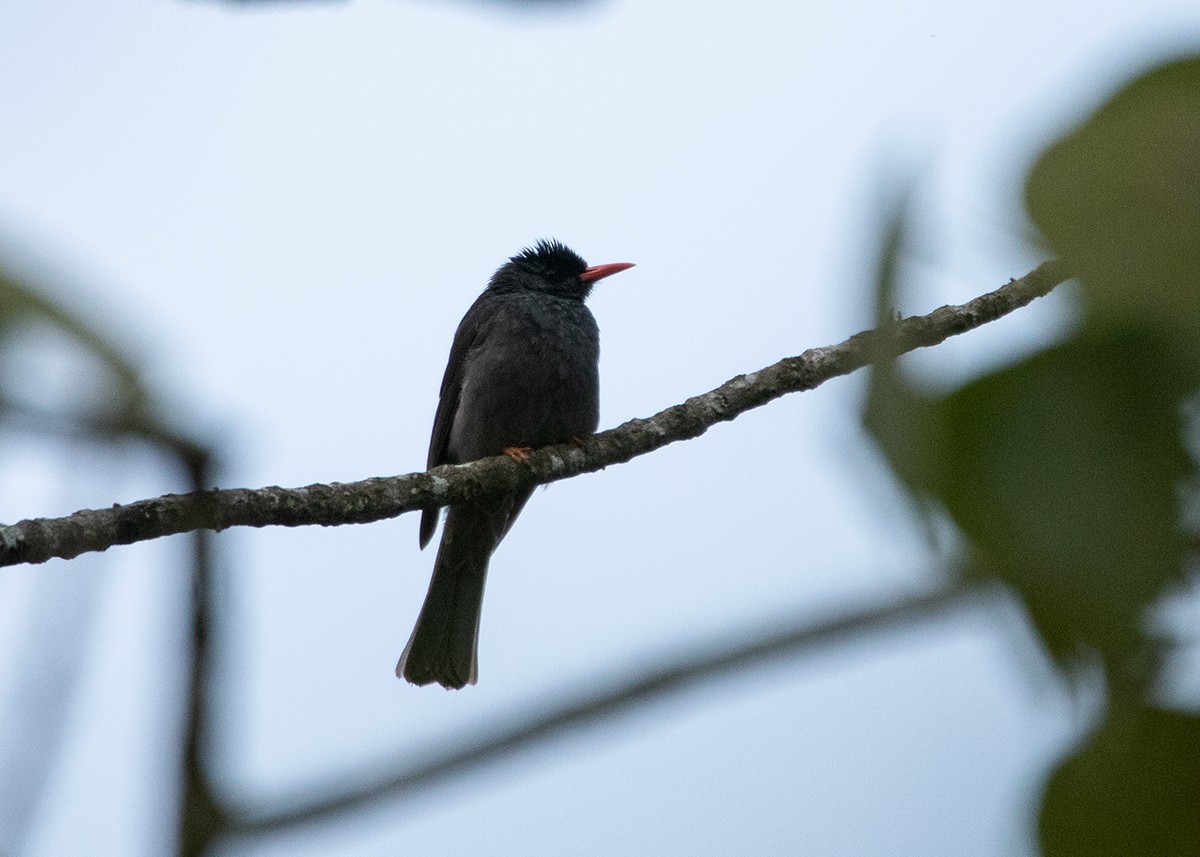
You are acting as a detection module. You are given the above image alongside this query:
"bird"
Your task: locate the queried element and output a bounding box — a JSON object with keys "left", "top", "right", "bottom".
{"left": 397, "top": 239, "right": 634, "bottom": 689}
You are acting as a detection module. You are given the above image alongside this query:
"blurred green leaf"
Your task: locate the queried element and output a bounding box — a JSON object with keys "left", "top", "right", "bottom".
{"left": 867, "top": 56, "right": 1200, "bottom": 857}
{"left": 942, "top": 331, "right": 1190, "bottom": 667}
{"left": 870, "top": 57, "right": 1200, "bottom": 676}
{"left": 1040, "top": 706, "right": 1200, "bottom": 857}
{"left": 1026, "top": 56, "right": 1200, "bottom": 370}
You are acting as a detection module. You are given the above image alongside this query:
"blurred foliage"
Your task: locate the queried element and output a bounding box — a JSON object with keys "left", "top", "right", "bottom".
{"left": 1027, "top": 60, "right": 1200, "bottom": 375}
{"left": 865, "top": 55, "right": 1200, "bottom": 856}
{"left": 0, "top": 260, "right": 202, "bottom": 459}
{"left": 1040, "top": 706, "right": 1200, "bottom": 857}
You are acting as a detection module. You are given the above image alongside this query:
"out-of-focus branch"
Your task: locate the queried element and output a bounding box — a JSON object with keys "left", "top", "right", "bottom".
{"left": 231, "top": 581, "right": 998, "bottom": 838}
{"left": 0, "top": 403, "right": 222, "bottom": 854}
{"left": 177, "top": 449, "right": 227, "bottom": 857}
{"left": 0, "top": 261, "right": 1070, "bottom": 569}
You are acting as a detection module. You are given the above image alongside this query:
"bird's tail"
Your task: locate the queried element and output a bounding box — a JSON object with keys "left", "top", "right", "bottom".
{"left": 397, "top": 493, "right": 529, "bottom": 689}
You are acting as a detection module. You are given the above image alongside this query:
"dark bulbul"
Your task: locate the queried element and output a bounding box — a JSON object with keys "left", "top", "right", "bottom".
{"left": 397, "top": 240, "right": 634, "bottom": 689}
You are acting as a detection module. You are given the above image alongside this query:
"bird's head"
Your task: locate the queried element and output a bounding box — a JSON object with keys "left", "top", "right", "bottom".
{"left": 489, "top": 239, "right": 634, "bottom": 300}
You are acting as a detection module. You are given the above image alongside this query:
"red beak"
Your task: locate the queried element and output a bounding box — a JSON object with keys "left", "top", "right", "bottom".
{"left": 579, "top": 261, "right": 635, "bottom": 284}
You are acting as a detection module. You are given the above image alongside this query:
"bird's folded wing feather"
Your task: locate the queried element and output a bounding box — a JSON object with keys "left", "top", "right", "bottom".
{"left": 419, "top": 296, "right": 492, "bottom": 547}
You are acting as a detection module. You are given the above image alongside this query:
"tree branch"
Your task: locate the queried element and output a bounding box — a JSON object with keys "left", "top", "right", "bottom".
{"left": 0, "top": 261, "right": 1069, "bottom": 568}
{"left": 231, "top": 581, "right": 997, "bottom": 838}
{"left": 178, "top": 451, "right": 228, "bottom": 857}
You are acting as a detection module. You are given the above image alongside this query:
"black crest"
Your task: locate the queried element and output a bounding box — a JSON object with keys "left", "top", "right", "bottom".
{"left": 489, "top": 239, "right": 591, "bottom": 298}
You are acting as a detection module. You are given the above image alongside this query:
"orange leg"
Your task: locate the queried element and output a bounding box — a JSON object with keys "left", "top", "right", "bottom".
{"left": 502, "top": 446, "right": 534, "bottom": 464}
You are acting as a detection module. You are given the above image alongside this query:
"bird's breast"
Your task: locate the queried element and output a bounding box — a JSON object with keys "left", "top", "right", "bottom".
{"left": 447, "top": 295, "right": 601, "bottom": 461}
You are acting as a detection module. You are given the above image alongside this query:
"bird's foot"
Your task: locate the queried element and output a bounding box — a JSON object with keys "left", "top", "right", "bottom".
{"left": 569, "top": 435, "right": 590, "bottom": 448}
{"left": 502, "top": 446, "right": 534, "bottom": 464}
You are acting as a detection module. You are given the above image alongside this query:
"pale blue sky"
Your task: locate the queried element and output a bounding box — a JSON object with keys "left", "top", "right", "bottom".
{"left": 1, "top": 1, "right": 1197, "bottom": 854}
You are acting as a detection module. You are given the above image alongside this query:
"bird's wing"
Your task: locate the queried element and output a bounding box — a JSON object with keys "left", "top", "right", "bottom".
{"left": 419, "top": 295, "right": 491, "bottom": 548}
{"left": 427, "top": 296, "right": 493, "bottom": 469}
